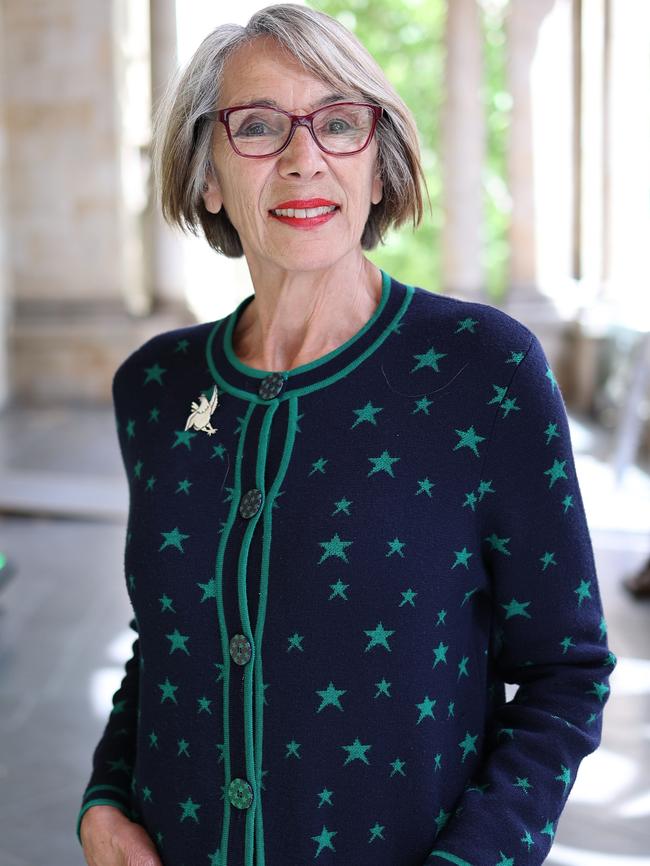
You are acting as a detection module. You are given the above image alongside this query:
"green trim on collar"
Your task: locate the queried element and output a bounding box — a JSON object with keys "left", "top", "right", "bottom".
{"left": 223, "top": 268, "right": 391, "bottom": 378}
{"left": 206, "top": 269, "right": 413, "bottom": 401}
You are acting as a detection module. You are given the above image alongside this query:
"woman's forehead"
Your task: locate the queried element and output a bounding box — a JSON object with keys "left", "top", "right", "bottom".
{"left": 220, "top": 38, "right": 347, "bottom": 109}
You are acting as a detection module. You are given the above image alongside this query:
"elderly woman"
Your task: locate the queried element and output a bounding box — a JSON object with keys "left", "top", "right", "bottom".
{"left": 77, "top": 5, "right": 614, "bottom": 866}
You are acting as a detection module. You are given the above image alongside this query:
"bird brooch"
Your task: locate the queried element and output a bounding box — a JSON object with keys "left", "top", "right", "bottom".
{"left": 185, "top": 385, "right": 219, "bottom": 436}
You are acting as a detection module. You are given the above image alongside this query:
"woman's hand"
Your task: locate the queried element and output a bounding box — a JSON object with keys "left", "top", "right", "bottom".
{"left": 80, "top": 804, "right": 163, "bottom": 866}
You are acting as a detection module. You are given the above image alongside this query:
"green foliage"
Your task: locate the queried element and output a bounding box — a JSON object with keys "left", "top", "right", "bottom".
{"left": 308, "top": 0, "right": 510, "bottom": 299}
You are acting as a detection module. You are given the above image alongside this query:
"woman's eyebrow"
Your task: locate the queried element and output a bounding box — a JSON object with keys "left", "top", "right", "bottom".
{"left": 237, "top": 93, "right": 354, "bottom": 110}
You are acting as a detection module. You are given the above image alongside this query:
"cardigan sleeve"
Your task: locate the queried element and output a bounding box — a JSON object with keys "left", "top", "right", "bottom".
{"left": 76, "top": 365, "right": 143, "bottom": 844}
{"left": 424, "top": 332, "right": 615, "bottom": 866}
{"left": 75, "top": 616, "right": 141, "bottom": 843}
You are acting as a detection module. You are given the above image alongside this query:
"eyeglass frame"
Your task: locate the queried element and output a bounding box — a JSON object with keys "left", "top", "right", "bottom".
{"left": 206, "top": 101, "right": 384, "bottom": 159}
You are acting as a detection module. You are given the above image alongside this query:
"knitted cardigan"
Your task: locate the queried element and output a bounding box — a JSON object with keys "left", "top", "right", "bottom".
{"left": 77, "top": 270, "right": 614, "bottom": 866}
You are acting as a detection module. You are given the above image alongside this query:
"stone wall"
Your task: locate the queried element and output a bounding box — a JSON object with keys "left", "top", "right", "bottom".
{"left": 1, "top": 0, "right": 191, "bottom": 404}
{"left": 3, "top": 0, "right": 123, "bottom": 304}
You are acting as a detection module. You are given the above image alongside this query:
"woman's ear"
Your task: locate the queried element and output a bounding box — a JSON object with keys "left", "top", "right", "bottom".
{"left": 201, "top": 171, "right": 223, "bottom": 214}
{"left": 371, "top": 172, "right": 383, "bottom": 206}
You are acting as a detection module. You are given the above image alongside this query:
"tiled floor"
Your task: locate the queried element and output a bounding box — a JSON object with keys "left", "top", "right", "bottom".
{"left": 0, "top": 406, "right": 648, "bottom": 866}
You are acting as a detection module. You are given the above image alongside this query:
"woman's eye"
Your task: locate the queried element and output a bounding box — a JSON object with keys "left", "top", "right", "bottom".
{"left": 326, "top": 120, "right": 350, "bottom": 133}
{"left": 239, "top": 122, "right": 268, "bottom": 137}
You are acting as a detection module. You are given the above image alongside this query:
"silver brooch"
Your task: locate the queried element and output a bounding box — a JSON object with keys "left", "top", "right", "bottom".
{"left": 185, "top": 385, "right": 219, "bottom": 436}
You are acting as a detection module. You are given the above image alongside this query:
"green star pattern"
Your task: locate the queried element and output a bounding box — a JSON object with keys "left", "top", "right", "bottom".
{"left": 351, "top": 401, "right": 383, "bottom": 428}
{"left": 544, "top": 458, "right": 568, "bottom": 488}
{"left": 332, "top": 496, "right": 352, "bottom": 515}
{"left": 342, "top": 738, "right": 372, "bottom": 765}
{"left": 415, "top": 695, "right": 436, "bottom": 723}
{"left": 459, "top": 731, "right": 478, "bottom": 762}
{"left": 452, "top": 546, "right": 473, "bottom": 569}
{"left": 178, "top": 796, "right": 200, "bottom": 822}
{"left": 411, "top": 346, "right": 447, "bottom": 373}
{"left": 501, "top": 599, "right": 532, "bottom": 620}
{"left": 364, "top": 622, "right": 394, "bottom": 652}
{"left": 416, "top": 477, "right": 435, "bottom": 497}
{"left": 312, "top": 825, "right": 337, "bottom": 855}
{"left": 143, "top": 363, "right": 167, "bottom": 385}
{"left": 318, "top": 533, "right": 352, "bottom": 564}
{"left": 367, "top": 450, "right": 400, "bottom": 478}
{"left": 432, "top": 641, "right": 448, "bottom": 668}
{"left": 158, "top": 677, "right": 178, "bottom": 704}
{"left": 159, "top": 527, "right": 189, "bottom": 553}
{"left": 456, "top": 317, "right": 478, "bottom": 333}
{"left": 172, "top": 429, "right": 196, "bottom": 450}
{"left": 316, "top": 681, "right": 347, "bottom": 712}
{"left": 86, "top": 293, "right": 613, "bottom": 866}
{"left": 453, "top": 425, "right": 486, "bottom": 458}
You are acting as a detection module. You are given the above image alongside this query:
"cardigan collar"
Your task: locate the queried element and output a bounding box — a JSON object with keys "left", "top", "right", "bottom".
{"left": 206, "top": 269, "right": 412, "bottom": 402}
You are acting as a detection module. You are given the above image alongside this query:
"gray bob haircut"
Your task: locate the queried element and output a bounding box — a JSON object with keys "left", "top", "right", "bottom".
{"left": 152, "top": 3, "right": 429, "bottom": 257}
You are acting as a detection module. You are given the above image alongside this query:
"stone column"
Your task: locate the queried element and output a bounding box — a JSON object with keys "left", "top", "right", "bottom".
{"left": 148, "top": 0, "right": 185, "bottom": 307}
{"left": 0, "top": 0, "right": 10, "bottom": 409}
{"left": 3, "top": 0, "right": 188, "bottom": 403}
{"left": 4, "top": 1, "right": 125, "bottom": 307}
{"left": 441, "top": 0, "right": 485, "bottom": 299}
{"left": 501, "top": 0, "right": 567, "bottom": 369}
{"left": 607, "top": 0, "right": 650, "bottom": 307}
{"left": 506, "top": 0, "right": 556, "bottom": 298}
{"left": 505, "top": 0, "right": 557, "bottom": 299}
{"left": 114, "top": 0, "right": 161, "bottom": 317}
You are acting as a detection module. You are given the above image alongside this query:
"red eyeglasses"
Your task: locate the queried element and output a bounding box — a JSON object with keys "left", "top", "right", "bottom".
{"left": 207, "top": 102, "right": 383, "bottom": 158}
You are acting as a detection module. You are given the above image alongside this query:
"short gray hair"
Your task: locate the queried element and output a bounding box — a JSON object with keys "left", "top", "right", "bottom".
{"left": 152, "top": 3, "right": 429, "bottom": 257}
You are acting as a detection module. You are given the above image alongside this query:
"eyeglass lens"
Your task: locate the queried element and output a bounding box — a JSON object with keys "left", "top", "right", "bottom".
{"left": 227, "top": 104, "right": 376, "bottom": 155}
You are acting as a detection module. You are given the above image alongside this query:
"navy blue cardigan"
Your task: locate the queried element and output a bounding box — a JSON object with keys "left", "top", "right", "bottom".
{"left": 77, "top": 270, "right": 614, "bottom": 866}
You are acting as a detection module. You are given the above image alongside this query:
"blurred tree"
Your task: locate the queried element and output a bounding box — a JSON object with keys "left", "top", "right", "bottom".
{"left": 309, "top": 0, "right": 510, "bottom": 300}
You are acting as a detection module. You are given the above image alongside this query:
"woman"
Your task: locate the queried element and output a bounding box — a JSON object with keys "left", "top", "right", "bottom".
{"left": 78, "top": 5, "right": 614, "bottom": 865}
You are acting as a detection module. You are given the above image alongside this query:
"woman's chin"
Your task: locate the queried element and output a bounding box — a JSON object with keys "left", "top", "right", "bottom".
{"left": 257, "top": 244, "right": 353, "bottom": 274}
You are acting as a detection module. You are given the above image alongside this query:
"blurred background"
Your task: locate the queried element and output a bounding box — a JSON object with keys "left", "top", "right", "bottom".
{"left": 0, "top": 0, "right": 649, "bottom": 864}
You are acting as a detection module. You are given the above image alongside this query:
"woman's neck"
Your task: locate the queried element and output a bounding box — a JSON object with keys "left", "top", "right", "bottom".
{"left": 232, "top": 257, "right": 383, "bottom": 372}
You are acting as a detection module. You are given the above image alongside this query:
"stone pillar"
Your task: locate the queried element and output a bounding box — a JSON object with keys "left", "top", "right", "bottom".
{"left": 0, "top": 0, "right": 10, "bottom": 409}
{"left": 607, "top": 0, "right": 650, "bottom": 306}
{"left": 441, "top": 0, "right": 485, "bottom": 299}
{"left": 148, "top": 0, "right": 185, "bottom": 306}
{"left": 4, "top": 1, "right": 125, "bottom": 306}
{"left": 3, "top": 0, "right": 189, "bottom": 403}
{"left": 504, "top": 0, "right": 556, "bottom": 299}
{"left": 501, "top": 0, "right": 567, "bottom": 369}
{"left": 579, "top": 0, "right": 608, "bottom": 292}
{"left": 114, "top": 0, "right": 152, "bottom": 317}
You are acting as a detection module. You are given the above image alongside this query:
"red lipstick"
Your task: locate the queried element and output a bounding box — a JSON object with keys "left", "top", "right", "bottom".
{"left": 271, "top": 198, "right": 338, "bottom": 209}
{"left": 269, "top": 198, "right": 340, "bottom": 231}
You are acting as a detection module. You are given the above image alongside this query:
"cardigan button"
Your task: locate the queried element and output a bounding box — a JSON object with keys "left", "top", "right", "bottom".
{"left": 239, "top": 488, "right": 263, "bottom": 519}
{"left": 228, "top": 777, "right": 254, "bottom": 809}
{"left": 229, "top": 634, "right": 252, "bottom": 665}
{"left": 258, "top": 372, "right": 285, "bottom": 399}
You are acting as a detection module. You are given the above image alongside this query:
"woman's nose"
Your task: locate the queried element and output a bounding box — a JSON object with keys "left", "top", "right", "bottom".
{"left": 277, "top": 124, "right": 327, "bottom": 176}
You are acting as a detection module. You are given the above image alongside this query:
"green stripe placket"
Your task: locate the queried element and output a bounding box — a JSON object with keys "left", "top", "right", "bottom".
{"left": 206, "top": 269, "right": 415, "bottom": 865}
{"left": 254, "top": 395, "right": 299, "bottom": 866}
{"left": 215, "top": 400, "right": 255, "bottom": 861}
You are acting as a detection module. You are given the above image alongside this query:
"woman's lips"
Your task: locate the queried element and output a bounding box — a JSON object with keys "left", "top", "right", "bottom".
{"left": 269, "top": 204, "right": 340, "bottom": 230}
{"left": 271, "top": 198, "right": 338, "bottom": 209}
